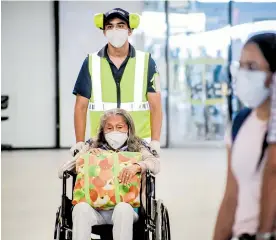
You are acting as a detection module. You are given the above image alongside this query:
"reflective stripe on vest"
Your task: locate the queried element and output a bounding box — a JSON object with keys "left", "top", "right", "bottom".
{"left": 91, "top": 52, "right": 102, "bottom": 104}
{"left": 88, "top": 102, "right": 150, "bottom": 112}
{"left": 134, "top": 51, "right": 145, "bottom": 104}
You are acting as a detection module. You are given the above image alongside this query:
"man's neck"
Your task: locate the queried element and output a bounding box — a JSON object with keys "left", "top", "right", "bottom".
{"left": 107, "top": 42, "right": 129, "bottom": 59}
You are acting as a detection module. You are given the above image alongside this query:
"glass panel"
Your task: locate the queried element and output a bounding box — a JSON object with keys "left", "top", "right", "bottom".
{"left": 131, "top": 1, "right": 168, "bottom": 147}
{"left": 168, "top": 1, "right": 229, "bottom": 146}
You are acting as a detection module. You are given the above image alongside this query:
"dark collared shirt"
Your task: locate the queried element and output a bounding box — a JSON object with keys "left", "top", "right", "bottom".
{"left": 73, "top": 44, "right": 158, "bottom": 99}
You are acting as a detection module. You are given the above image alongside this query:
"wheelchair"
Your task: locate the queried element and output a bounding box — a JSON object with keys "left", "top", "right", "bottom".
{"left": 54, "top": 169, "right": 171, "bottom": 240}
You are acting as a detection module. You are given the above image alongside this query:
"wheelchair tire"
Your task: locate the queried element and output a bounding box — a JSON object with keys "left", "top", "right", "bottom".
{"left": 161, "top": 206, "right": 171, "bottom": 240}
{"left": 153, "top": 200, "right": 171, "bottom": 240}
{"left": 55, "top": 222, "right": 65, "bottom": 240}
{"left": 54, "top": 207, "right": 71, "bottom": 240}
{"left": 54, "top": 207, "right": 62, "bottom": 240}
{"left": 55, "top": 223, "right": 72, "bottom": 240}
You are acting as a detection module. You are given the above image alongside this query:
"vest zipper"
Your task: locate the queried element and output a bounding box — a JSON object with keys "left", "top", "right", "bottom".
{"left": 116, "top": 81, "right": 121, "bottom": 108}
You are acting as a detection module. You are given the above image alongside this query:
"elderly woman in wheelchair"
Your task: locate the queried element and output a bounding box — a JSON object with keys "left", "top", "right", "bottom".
{"left": 58, "top": 108, "right": 161, "bottom": 240}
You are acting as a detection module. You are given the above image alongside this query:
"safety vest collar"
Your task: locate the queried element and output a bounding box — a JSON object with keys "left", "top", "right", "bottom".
{"left": 97, "top": 43, "right": 136, "bottom": 58}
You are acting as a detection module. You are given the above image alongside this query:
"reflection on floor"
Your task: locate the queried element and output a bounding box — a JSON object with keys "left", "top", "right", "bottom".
{"left": 2, "top": 148, "right": 227, "bottom": 240}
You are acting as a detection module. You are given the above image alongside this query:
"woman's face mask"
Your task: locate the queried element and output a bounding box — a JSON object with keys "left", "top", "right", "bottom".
{"left": 104, "top": 131, "right": 128, "bottom": 150}
{"left": 234, "top": 68, "right": 270, "bottom": 108}
{"left": 106, "top": 29, "right": 128, "bottom": 48}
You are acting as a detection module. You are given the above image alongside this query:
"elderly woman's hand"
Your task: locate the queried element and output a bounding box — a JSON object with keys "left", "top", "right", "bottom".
{"left": 118, "top": 164, "right": 141, "bottom": 185}
{"left": 89, "top": 148, "right": 103, "bottom": 155}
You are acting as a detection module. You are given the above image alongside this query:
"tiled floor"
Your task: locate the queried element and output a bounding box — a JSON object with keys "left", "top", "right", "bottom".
{"left": 1, "top": 147, "right": 227, "bottom": 240}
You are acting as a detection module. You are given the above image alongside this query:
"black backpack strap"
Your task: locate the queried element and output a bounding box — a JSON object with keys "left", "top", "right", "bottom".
{"left": 232, "top": 108, "right": 252, "bottom": 143}
{"left": 256, "top": 132, "right": 268, "bottom": 170}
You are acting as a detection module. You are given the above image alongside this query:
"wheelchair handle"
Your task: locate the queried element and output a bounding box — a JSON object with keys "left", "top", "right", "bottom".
{"left": 73, "top": 149, "right": 79, "bottom": 157}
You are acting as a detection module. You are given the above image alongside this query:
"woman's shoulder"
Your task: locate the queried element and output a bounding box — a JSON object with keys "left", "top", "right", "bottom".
{"left": 139, "top": 139, "right": 150, "bottom": 149}
{"left": 139, "top": 140, "right": 159, "bottom": 157}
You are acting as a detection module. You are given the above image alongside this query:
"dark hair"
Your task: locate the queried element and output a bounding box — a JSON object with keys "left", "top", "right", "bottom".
{"left": 245, "top": 32, "right": 276, "bottom": 72}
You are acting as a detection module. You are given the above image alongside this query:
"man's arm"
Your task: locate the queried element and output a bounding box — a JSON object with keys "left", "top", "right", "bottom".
{"left": 74, "top": 95, "right": 89, "bottom": 142}
{"left": 147, "top": 54, "right": 162, "bottom": 141}
{"left": 148, "top": 92, "right": 162, "bottom": 141}
{"left": 72, "top": 57, "right": 91, "bottom": 143}
{"left": 258, "top": 75, "right": 276, "bottom": 236}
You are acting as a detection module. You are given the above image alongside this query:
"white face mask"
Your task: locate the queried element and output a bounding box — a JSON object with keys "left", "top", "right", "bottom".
{"left": 234, "top": 68, "right": 269, "bottom": 108}
{"left": 104, "top": 131, "right": 128, "bottom": 150}
{"left": 106, "top": 29, "right": 128, "bottom": 48}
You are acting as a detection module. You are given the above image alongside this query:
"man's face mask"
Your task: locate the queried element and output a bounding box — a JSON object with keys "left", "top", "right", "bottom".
{"left": 104, "top": 131, "right": 128, "bottom": 150}
{"left": 106, "top": 29, "right": 128, "bottom": 48}
{"left": 234, "top": 68, "right": 270, "bottom": 108}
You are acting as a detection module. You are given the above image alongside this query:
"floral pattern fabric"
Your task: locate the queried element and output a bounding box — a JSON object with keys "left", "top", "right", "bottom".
{"left": 72, "top": 151, "right": 142, "bottom": 210}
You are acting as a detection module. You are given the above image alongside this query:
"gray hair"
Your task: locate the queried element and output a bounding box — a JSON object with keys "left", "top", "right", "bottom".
{"left": 94, "top": 108, "right": 143, "bottom": 152}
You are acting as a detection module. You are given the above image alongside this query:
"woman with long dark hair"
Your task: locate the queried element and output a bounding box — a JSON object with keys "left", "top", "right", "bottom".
{"left": 213, "top": 32, "right": 276, "bottom": 240}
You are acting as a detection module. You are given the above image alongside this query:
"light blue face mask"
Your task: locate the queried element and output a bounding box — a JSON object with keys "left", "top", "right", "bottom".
{"left": 234, "top": 68, "right": 270, "bottom": 108}
{"left": 104, "top": 131, "right": 128, "bottom": 150}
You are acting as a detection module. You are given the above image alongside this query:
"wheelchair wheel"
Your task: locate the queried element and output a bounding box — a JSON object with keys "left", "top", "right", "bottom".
{"left": 54, "top": 207, "right": 72, "bottom": 240}
{"left": 154, "top": 200, "right": 171, "bottom": 240}
{"left": 55, "top": 222, "right": 72, "bottom": 240}
{"left": 161, "top": 206, "right": 171, "bottom": 240}
{"left": 54, "top": 207, "right": 64, "bottom": 240}
{"left": 55, "top": 222, "right": 65, "bottom": 240}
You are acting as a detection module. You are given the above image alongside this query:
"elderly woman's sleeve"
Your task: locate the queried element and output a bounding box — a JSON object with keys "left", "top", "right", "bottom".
{"left": 58, "top": 141, "right": 91, "bottom": 179}
{"left": 137, "top": 145, "right": 160, "bottom": 175}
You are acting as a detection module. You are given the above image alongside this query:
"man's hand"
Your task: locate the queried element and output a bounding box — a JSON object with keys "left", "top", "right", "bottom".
{"left": 70, "top": 141, "right": 85, "bottom": 157}
{"left": 147, "top": 92, "right": 162, "bottom": 143}
{"left": 118, "top": 164, "right": 141, "bottom": 185}
{"left": 149, "top": 140, "right": 160, "bottom": 155}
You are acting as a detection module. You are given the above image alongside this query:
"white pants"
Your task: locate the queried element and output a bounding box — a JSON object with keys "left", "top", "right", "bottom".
{"left": 72, "top": 202, "right": 139, "bottom": 240}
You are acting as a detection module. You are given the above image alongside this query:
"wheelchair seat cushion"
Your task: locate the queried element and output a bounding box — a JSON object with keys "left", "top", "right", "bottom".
{"left": 72, "top": 151, "right": 142, "bottom": 210}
